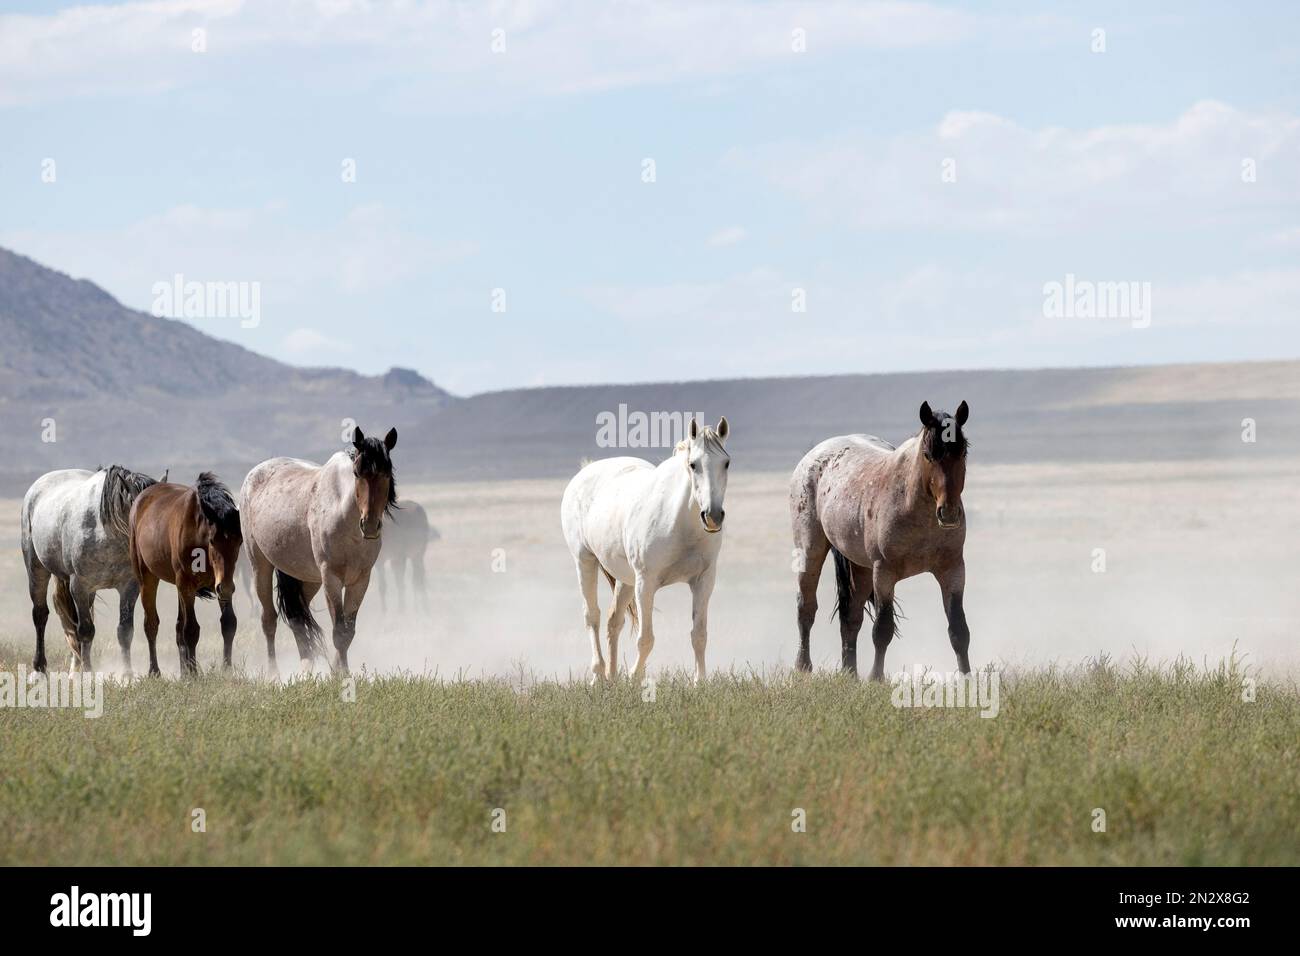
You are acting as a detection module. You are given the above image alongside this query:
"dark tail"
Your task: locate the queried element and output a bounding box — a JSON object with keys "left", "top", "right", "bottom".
{"left": 274, "top": 570, "right": 323, "bottom": 654}
{"left": 829, "top": 547, "right": 853, "bottom": 621}
{"left": 52, "top": 576, "right": 78, "bottom": 630}
{"left": 830, "top": 547, "right": 880, "bottom": 624}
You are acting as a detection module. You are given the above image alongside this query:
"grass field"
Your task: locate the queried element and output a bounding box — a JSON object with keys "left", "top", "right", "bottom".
{"left": 2, "top": 640, "right": 1296, "bottom": 866}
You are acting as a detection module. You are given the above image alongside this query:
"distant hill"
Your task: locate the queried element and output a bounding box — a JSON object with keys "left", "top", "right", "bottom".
{"left": 0, "top": 247, "right": 452, "bottom": 493}
{"left": 405, "top": 362, "right": 1300, "bottom": 481}
{"left": 1, "top": 245, "right": 1297, "bottom": 495}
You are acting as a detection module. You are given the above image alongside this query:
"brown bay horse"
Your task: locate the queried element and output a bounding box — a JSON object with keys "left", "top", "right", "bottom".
{"left": 128, "top": 473, "right": 243, "bottom": 675}
{"left": 789, "top": 401, "right": 971, "bottom": 680}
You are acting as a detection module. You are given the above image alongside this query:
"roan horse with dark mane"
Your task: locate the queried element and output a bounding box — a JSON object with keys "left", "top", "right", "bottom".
{"left": 789, "top": 401, "right": 972, "bottom": 680}
{"left": 240, "top": 426, "right": 398, "bottom": 675}
{"left": 128, "top": 473, "right": 243, "bottom": 675}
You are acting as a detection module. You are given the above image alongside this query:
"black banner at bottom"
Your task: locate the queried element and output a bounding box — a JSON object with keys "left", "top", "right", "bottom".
{"left": 0, "top": 866, "right": 1284, "bottom": 942}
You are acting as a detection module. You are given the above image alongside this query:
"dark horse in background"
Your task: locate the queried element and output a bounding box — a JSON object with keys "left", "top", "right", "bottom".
{"left": 789, "top": 401, "right": 972, "bottom": 680}
{"left": 377, "top": 499, "right": 438, "bottom": 615}
{"left": 128, "top": 473, "right": 243, "bottom": 674}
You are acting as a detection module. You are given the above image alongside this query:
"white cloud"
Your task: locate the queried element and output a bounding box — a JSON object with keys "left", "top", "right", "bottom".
{"left": 733, "top": 101, "right": 1300, "bottom": 235}
{"left": 0, "top": 0, "right": 1019, "bottom": 107}
{"left": 707, "top": 226, "right": 748, "bottom": 247}
{"left": 0, "top": 201, "right": 478, "bottom": 309}
{"left": 283, "top": 326, "right": 351, "bottom": 355}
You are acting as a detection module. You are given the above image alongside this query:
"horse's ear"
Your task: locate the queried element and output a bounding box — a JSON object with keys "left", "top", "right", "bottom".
{"left": 716, "top": 416, "right": 729, "bottom": 443}
{"left": 384, "top": 427, "right": 398, "bottom": 451}
{"left": 689, "top": 418, "right": 699, "bottom": 440}
{"left": 919, "top": 401, "right": 936, "bottom": 428}
{"left": 352, "top": 426, "right": 365, "bottom": 449}
{"left": 955, "top": 400, "right": 969, "bottom": 426}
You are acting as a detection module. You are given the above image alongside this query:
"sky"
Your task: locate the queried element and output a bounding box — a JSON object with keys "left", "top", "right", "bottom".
{"left": 2, "top": 0, "right": 1298, "bottom": 396}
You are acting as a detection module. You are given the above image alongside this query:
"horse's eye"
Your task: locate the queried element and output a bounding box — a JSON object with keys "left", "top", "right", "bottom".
{"left": 692, "top": 461, "right": 700, "bottom": 471}
{"left": 724, "top": 461, "right": 729, "bottom": 470}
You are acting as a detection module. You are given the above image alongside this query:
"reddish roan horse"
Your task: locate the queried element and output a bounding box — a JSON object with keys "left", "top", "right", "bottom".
{"left": 789, "top": 401, "right": 972, "bottom": 680}
{"left": 128, "top": 473, "right": 243, "bottom": 674}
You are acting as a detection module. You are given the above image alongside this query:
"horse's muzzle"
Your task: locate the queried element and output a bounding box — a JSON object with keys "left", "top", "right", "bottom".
{"left": 360, "top": 520, "right": 382, "bottom": 540}
{"left": 700, "top": 510, "right": 725, "bottom": 533}
{"left": 936, "top": 506, "right": 962, "bottom": 530}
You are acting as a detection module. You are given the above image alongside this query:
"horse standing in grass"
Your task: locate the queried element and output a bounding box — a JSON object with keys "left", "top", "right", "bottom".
{"left": 790, "top": 401, "right": 972, "bottom": 681}
{"left": 562, "top": 418, "right": 730, "bottom": 684}
{"left": 377, "top": 499, "right": 436, "bottom": 615}
{"left": 128, "top": 473, "right": 243, "bottom": 675}
{"left": 20, "top": 465, "right": 158, "bottom": 673}
{"left": 240, "top": 426, "right": 398, "bottom": 675}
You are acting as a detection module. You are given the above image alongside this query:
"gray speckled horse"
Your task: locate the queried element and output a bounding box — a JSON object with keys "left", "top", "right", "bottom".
{"left": 789, "top": 402, "right": 972, "bottom": 681}
{"left": 21, "top": 465, "right": 159, "bottom": 673}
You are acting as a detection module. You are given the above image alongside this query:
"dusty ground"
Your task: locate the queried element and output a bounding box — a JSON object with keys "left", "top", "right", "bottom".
{"left": 3, "top": 457, "right": 1297, "bottom": 680}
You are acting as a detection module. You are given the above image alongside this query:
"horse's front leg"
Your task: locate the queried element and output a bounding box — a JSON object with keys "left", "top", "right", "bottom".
{"left": 868, "top": 565, "right": 898, "bottom": 683}
{"left": 689, "top": 567, "right": 717, "bottom": 685}
{"left": 793, "top": 528, "right": 829, "bottom": 673}
{"left": 139, "top": 573, "right": 162, "bottom": 676}
{"left": 116, "top": 581, "right": 139, "bottom": 676}
{"left": 935, "top": 561, "right": 971, "bottom": 675}
{"left": 218, "top": 595, "right": 237, "bottom": 671}
{"left": 338, "top": 571, "right": 371, "bottom": 674}
{"left": 177, "top": 588, "right": 200, "bottom": 675}
{"left": 629, "top": 574, "right": 658, "bottom": 685}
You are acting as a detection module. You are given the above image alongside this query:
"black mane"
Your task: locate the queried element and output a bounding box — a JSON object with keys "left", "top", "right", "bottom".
{"left": 922, "top": 409, "right": 969, "bottom": 461}
{"left": 195, "top": 472, "right": 241, "bottom": 537}
{"left": 349, "top": 437, "right": 399, "bottom": 515}
{"left": 98, "top": 464, "right": 158, "bottom": 537}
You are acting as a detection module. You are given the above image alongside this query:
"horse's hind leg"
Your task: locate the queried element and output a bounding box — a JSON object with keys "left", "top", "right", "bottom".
{"left": 26, "top": 560, "right": 51, "bottom": 673}
{"left": 249, "top": 546, "right": 278, "bottom": 676}
{"left": 116, "top": 581, "right": 139, "bottom": 676}
{"left": 412, "top": 551, "right": 430, "bottom": 615}
{"left": 833, "top": 551, "right": 871, "bottom": 677}
{"left": 793, "top": 522, "right": 830, "bottom": 672}
{"left": 605, "top": 578, "right": 634, "bottom": 680}
{"left": 936, "top": 561, "right": 971, "bottom": 675}
{"left": 573, "top": 552, "right": 604, "bottom": 683}
{"left": 67, "top": 576, "right": 96, "bottom": 674}
{"left": 868, "top": 565, "right": 899, "bottom": 683}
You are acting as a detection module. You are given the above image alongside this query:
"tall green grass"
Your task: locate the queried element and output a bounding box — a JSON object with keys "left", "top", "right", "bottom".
{"left": 1, "top": 640, "right": 1295, "bottom": 865}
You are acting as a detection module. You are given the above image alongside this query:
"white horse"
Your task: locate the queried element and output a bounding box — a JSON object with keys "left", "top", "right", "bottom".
{"left": 20, "top": 465, "right": 158, "bottom": 673}
{"left": 561, "top": 418, "right": 730, "bottom": 684}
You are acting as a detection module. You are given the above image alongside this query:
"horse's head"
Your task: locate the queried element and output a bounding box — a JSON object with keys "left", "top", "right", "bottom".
{"left": 683, "top": 417, "right": 730, "bottom": 533}
{"left": 351, "top": 426, "right": 398, "bottom": 539}
{"left": 195, "top": 473, "right": 243, "bottom": 600}
{"left": 918, "top": 400, "right": 970, "bottom": 530}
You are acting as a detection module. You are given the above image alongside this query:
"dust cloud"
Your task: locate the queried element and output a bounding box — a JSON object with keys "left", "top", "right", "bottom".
{"left": 2, "top": 457, "right": 1297, "bottom": 680}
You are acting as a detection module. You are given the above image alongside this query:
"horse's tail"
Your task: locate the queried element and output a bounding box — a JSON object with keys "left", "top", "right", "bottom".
{"left": 600, "top": 567, "right": 637, "bottom": 632}
{"left": 829, "top": 547, "right": 853, "bottom": 622}
{"left": 829, "top": 547, "right": 880, "bottom": 623}
{"left": 52, "top": 576, "right": 78, "bottom": 630}
{"left": 274, "top": 570, "right": 323, "bottom": 654}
